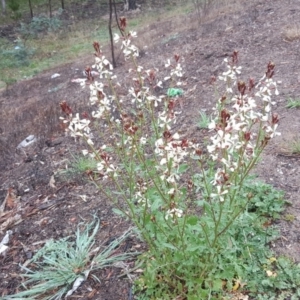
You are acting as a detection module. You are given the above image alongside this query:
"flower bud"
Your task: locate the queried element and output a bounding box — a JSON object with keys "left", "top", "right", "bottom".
{"left": 244, "top": 132, "right": 251, "bottom": 141}
{"left": 271, "top": 113, "right": 279, "bottom": 124}
{"left": 120, "top": 17, "right": 127, "bottom": 31}
{"left": 232, "top": 50, "right": 238, "bottom": 64}
{"left": 174, "top": 54, "right": 180, "bottom": 63}
{"left": 266, "top": 62, "right": 275, "bottom": 79}
{"left": 60, "top": 101, "right": 72, "bottom": 116}
{"left": 248, "top": 78, "right": 255, "bottom": 92}
{"left": 238, "top": 81, "right": 246, "bottom": 96}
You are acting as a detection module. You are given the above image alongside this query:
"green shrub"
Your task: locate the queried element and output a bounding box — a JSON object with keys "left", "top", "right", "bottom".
{"left": 0, "top": 39, "right": 34, "bottom": 67}
{"left": 19, "top": 12, "right": 63, "bottom": 39}
{"left": 7, "top": 0, "right": 22, "bottom": 20}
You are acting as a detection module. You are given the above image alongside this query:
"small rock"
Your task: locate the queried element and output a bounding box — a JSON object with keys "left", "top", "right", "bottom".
{"left": 51, "top": 73, "right": 61, "bottom": 79}
{"left": 17, "top": 135, "right": 36, "bottom": 149}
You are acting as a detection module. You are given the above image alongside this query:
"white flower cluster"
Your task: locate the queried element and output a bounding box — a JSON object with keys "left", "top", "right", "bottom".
{"left": 114, "top": 31, "right": 138, "bottom": 60}
{"left": 207, "top": 58, "right": 280, "bottom": 202}
{"left": 165, "top": 208, "right": 183, "bottom": 220}
{"left": 66, "top": 113, "right": 94, "bottom": 146}
{"left": 92, "top": 56, "right": 113, "bottom": 79}
{"left": 164, "top": 56, "right": 184, "bottom": 85}
{"left": 95, "top": 146, "right": 118, "bottom": 180}
{"left": 155, "top": 132, "right": 191, "bottom": 184}
{"left": 128, "top": 86, "right": 164, "bottom": 108}
{"left": 218, "top": 57, "right": 242, "bottom": 94}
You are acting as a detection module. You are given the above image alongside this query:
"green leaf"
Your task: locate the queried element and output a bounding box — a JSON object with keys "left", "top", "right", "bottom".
{"left": 112, "top": 208, "right": 125, "bottom": 216}
{"left": 178, "top": 163, "right": 189, "bottom": 174}
{"left": 187, "top": 215, "right": 198, "bottom": 226}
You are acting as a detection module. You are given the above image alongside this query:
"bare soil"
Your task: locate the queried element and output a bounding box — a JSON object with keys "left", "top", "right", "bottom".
{"left": 1, "top": 0, "right": 300, "bottom": 298}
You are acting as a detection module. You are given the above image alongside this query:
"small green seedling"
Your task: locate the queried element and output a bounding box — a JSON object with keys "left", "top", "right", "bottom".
{"left": 286, "top": 98, "right": 300, "bottom": 109}
{"left": 284, "top": 214, "right": 296, "bottom": 222}
{"left": 197, "top": 111, "right": 211, "bottom": 129}
{"left": 291, "top": 139, "right": 300, "bottom": 154}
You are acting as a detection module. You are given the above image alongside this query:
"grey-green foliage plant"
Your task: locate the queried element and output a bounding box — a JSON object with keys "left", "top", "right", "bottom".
{"left": 19, "top": 12, "right": 62, "bottom": 39}
{"left": 59, "top": 22, "right": 300, "bottom": 299}
{"left": 0, "top": 39, "right": 34, "bottom": 67}
{"left": 5, "top": 219, "right": 136, "bottom": 299}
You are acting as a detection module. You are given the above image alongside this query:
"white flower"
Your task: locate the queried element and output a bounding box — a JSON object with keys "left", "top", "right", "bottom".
{"left": 146, "top": 95, "right": 162, "bottom": 107}
{"left": 166, "top": 173, "right": 180, "bottom": 184}
{"left": 97, "top": 162, "right": 104, "bottom": 171}
{"left": 86, "top": 137, "right": 94, "bottom": 145}
{"left": 140, "top": 137, "right": 147, "bottom": 145}
{"left": 165, "top": 208, "right": 183, "bottom": 220}
{"left": 157, "top": 111, "right": 173, "bottom": 130}
{"left": 170, "top": 63, "right": 183, "bottom": 78}
{"left": 165, "top": 59, "right": 171, "bottom": 68}
{"left": 129, "top": 31, "right": 137, "bottom": 38}
{"left": 168, "top": 188, "right": 175, "bottom": 195}
{"left": 160, "top": 158, "right": 167, "bottom": 165}
{"left": 211, "top": 186, "right": 228, "bottom": 202}
{"left": 134, "top": 191, "right": 148, "bottom": 207}
{"left": 208, "top": 120, "right": 216, "bottom": 130}
{"left": 82, "top": 149, "right": 89, "bottom": 156}
{"left": 114, "top": 33, "right": 120, "bottom": 43}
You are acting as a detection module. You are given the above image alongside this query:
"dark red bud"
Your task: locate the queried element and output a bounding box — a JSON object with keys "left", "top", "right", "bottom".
{"left": 238, "top": 81, "right": 246, "bottom": 96}
{"left": 271, "top": 113, "right": 279, "bottom": 124}
{"left": 266, "top": 62, "right": 275, "bottom": 79}
{"left": 149, "top": 69, "right": 156, "bottom": 81}
{"left": 244, "top": 132, "right": 251, "bottom": 141}
{"left": 82, "top": 112, "right": 89, "bottom": 119}
{"left": 180, "top": 139, "right": 189, "bottom": 149}
{"left": 221, "top": 95, "right": 227, "bottom": 103}
{"left": 220, "top": 109, "right": 230, "bottom": 125}
{"left": 187, "top": 179, "right": 194, "bottom": 190}
{"left": 97, "top": 90, "right": 105, "bottom": 99}
{"left": 210, "top": 75, "right": 216, "bottom": 85}
{"left": 232, "top": 50, "right": 238, "bottom": 64}
{"left": 223, "top": 173, "right": 230, "bottom": 182}
{"left": 120, "top": 17, "right": 127, "bottom": 31}
{"left": 195, "top": 149, "right": 202, "bottom": 156}
{"left": 163, "top": 130, "right": 172, "bottom": 140}
{"left": 93, "top": 42, "right": 101, "bottom": 57}
{"left": 174, "top": 54, "right": 180, "bottom": 63}
{"left": 248, "top": 78, "right": 255, "bottom": 91}
{"left": 168, "top": 100, "right": 175, "bottom": 111}
{"left": 60, "top": 101, "right": 72, "bottom": 115}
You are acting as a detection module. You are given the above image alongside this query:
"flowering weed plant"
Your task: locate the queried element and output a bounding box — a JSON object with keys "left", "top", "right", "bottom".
{"left": 59, "top": 19, "right": 297, "bottom": 299}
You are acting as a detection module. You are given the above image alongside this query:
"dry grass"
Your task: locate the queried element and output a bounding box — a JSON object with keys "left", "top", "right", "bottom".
{"left": 283, "top": 24, "right": 300, "bottom": 41}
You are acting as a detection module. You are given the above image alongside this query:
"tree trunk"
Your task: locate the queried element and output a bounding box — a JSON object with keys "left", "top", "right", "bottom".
{"left": 1, "top": 0, "right": 6, "bottom": 15}
{"left": 49, "top": 0, "right": 52, "bottom": 18}
{"left": 124, "top": 0, "right": 136, "bottom": 11}
{"left": 113, "top": 0, "right": 124, "bottom": 37}
{"left": 28, "top": 0, "right": 33, "bottom": 18}
{"left": 128, "top": 0, "right": 136, "bottom": 10}
{"left": 61, "top": 0, "right": 64, "bottom": 10}
{"left": 108, "top": 0, "right": 116, "bottom": 68}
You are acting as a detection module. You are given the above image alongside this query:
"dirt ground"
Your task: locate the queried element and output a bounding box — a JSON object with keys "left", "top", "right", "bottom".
{"left": 1, "top": 0, "right": 300, "bottom": 298}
